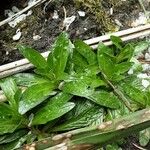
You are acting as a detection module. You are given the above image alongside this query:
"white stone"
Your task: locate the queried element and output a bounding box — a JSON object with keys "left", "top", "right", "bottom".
{"left": 110, "top": 8, "right": 113, "bottom": 15}
{"left": 128, "top": 69, "right": 134, "bottom": 75}
{"left": 84, "top": 28, "right": 87, "bottom": 31}
{"left": 145, "top": 53, "right": 150, "bottom": 61}
{"left": 131, "top": 12, "right": 147, "bottom": 27}
{"left": 142, "top": 79, "right": 150, "bottom": 88}
{"left": 13, "top": 29, "right": 21, "bottom": 41}
{"left": 52, "top": 10, "right": 59, "bottom": 19}
{"left": 137, "top": 73, "right": 149, "bottom": 79}
{"left": 78, "top": 11, "right": 85, "bottom": 17}
{"left": 33, "top": 35, "right": 41, "bottom": 41}
{"left": 28, "top": 0, "right": 37, "bottom": 6}
{"left": 142, "top": 64, "right": 150, "bottom": 71}
{"left": 12, "top": 6, "right": 20, "bottom": 13}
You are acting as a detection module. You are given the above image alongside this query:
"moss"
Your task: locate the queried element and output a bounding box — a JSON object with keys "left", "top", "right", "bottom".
{"left": 74, "top": 0, "right": 123, "bottom": 32}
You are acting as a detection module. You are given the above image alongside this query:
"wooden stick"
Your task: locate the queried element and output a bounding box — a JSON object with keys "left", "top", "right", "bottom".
{"left": 84, "top": 24, "right": 150, "bottom": 45}
{"left": 0, "top": 0, "right": 50, "bottom": 27}
{"left": 0, "top": 63, "right": 33, "bottom": 79}
{"left": 91, "top": 27, "right": 150, "bottom": 49}
{"left": 0, "top": 51, "right": 49, "bottom": 72}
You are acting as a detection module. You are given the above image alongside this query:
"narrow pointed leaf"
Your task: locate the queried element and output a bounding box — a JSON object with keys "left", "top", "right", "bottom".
{"left": 17, "top": 45, "right": 48, "bottom": 69}
{"left": 116, "top": 44, "right": 134, "bottom": 63}
{"left": 114, "top": 62, "right": 132, "bottom": 75}
{"left": 19, "top": 82, "right": 56, "bottom": 115}
{"left": 119, "top": 84, "right": 148, "bottom": 106}
{"left": 74, "top": 39, "right": 97, "bottom": 65}
{"left": 13, "top": 73, "right": 50, "bottom": 87}
{"left": 98, "top": 42, "right": 114, "bottom": 56}
{"left": 47, "top": 32, "right": 73, "bottom": 78}
{"left": 62, "top": 80, "right": 93, "bottom": 97}
{"left": 72, "top": 50, "right": 88, "bottom": 71}
{"left": 32, "top": 92, "right": 74, "bottom": 125}
{"left": 88, "top": 91, "right": 120, "bottom": 109}
{"left": 110, "top": 35, "right": 123, "bottom": 49}
{"left": 97, "top": 53, "right": 115, "bottom": 80}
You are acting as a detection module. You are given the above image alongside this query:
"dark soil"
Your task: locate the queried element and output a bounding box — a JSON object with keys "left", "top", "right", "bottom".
{"left": 0, "top": 0, "right": 142, "bottom": 65}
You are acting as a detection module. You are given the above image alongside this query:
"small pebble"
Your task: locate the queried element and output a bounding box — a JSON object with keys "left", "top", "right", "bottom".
{"left": 33, "top": 35, "right": 41, "bottom": 41}
{"left": 128, "top": 68, "right": 134, "bottom": 75}
{"left": 145, "top": 53, "right": 150, "bottom": 61}
{"left": 52, "top": 10, "right": 59, "bottom": 19}
{"left": 78, "top": 11, "right": 85, "bottom": 17}
{"left": 142, "top": 64, "right": 150, "bottom": 71}
{"left": 137, "top": 73, "right": 149, "bottom": 79}
{"left": 131, "top": 12, "right": 147, "bottom": 27}
{"left": 142, "top": 79, "right": 150, "bottom": 88}
{"left": 13, "top": 29, "right": 21, "bottom": 41}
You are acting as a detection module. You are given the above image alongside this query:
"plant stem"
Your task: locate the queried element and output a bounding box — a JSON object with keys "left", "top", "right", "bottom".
{"left": 101, "top": 73, "right": 133, "bottom": 111}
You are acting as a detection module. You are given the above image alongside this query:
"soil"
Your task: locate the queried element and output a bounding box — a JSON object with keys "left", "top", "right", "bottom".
{"left": 0, "top": 0, "right": 143, "bottom": 65}
{"left": 0, "top": 0, "right": 150, "bottom": 149}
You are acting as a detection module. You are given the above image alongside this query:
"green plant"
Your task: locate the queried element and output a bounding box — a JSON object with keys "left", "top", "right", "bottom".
{"left": 0, "top": 32, "right": 150, "bottom": 149}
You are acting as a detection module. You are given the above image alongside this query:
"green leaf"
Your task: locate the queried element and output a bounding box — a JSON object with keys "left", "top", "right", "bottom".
{"left": 13, "top": 73, "right": 50, "bottom": 87}
{"left": 119, "top": 83, "right": 147, "bottom": 106}
{"left": 0, "top": 133, "right": 29, "bottom": 150}
{"left": 0, "top": 104, "right": 22, "bottom": 135}
{"left": 17, "top": 45, "right": 47, "bottom": 69}
{"left": 0, "top": 130, "right": 27, "bottom": 144}
{"left": 47, "top": 32, "right": 73, "bottom": 78}
{"left": 106, "top": 143, "right": 122, "bottom": 150}
{"left": 97, "top": 42, "right": 114, "bottom": 56}
{"left": 114, "top": 62, "right": 132, "bottom": 75}
{"left": 19, "top": 82, "right": 56, "bottom": 115}
{"left": 116, "top": 43, "right": 134, "bottom": 63}
{"left": 34, "top": 68, "right": 55, "bottom": 80}
{"left": 74, "top": 39, "right": 97, "bottom": 65}
{"left": 139, "top": 127, "right": 150, "bottom": 146}
{"left": 88, "top": 91, "right": 120, "bottom": 109}
{"left": 62, "top": 79, "right": 93, "bottom": 97}
{"left": 0, "top": 78, "right": 18, "bottom": 110}
{"left": 72, "top": 50, "right": 88, "bottom": 72}
{"left": 110, "top": 35, "right": 123, "bottom": 49}
{"left": 32, "top": 92, "right": 74, "bottom": 125}
{"left": 97, "top": 53, "right": 115, "bottom": 80}
{"left": 53, "top": 106, "right": 104, "bottom": 131}
{"left": 105, "top": 104, "right": 130, "bottom": 121}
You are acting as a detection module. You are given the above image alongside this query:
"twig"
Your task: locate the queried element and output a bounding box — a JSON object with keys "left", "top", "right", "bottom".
{"left": 0, "top": 0, "right": 50, "bottom": 27}
{"left": 132, "top": 143, "right": 147, "bottom": 150}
